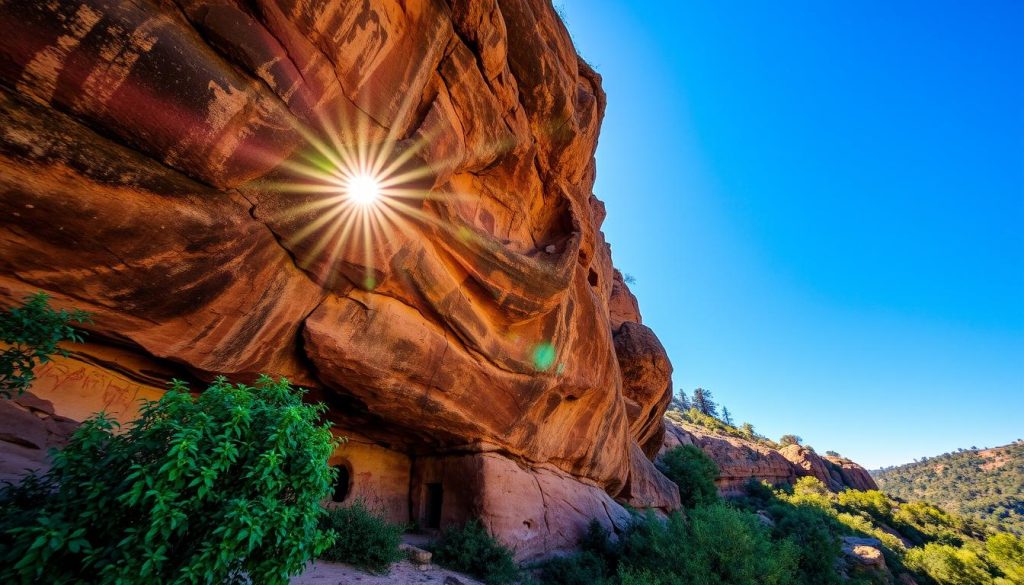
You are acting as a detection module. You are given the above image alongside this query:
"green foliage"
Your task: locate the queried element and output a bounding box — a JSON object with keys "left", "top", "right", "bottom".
{"left": 905, "top": 543, "right": 993, "bottom": 585}
{"left": 431, "top": 519, "right": 519, "bottom": 585}
{"left": 0, "top": 376, "right": 338, "bottom": 584}
{"left": 873, "top": 442, "right": 1024, "bottom": 536}
{"left": 0, "top": 292, "right": 89, "bottom": 399}
{"left": 657, "top": 444, "right": 720, "bottom": 508}
{"left": 540, "top": 551, "right": 611, "bottom": 585}
{"left": 676, "top": 504, "right": 798, "bottom": 584}
{"left": 767, "top": 500, "right": 843, "bottom": 585}
{"left": 318, "top": 499, "right": 404, "bottom": 573}
{"left": 779, "top": 434, "right": 803, "bottom": 447}
{"left": 986, "top": 533, "right": 1024, "bottom": 583}
{"left": 542, "top": 507, "right": 798, "bottom": 585}
{"left": 666, "top": 408, "right": 778, "bottom": 449}
{"left": 691, "top": 387, "right": 718, "bottom": 417}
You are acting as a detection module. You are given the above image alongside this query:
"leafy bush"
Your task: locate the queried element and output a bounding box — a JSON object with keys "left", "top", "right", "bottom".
{"left": 0, "top": 376, "right": 338, "bottom": 584}
{"left": 540, "top": 551, "right": 611, "bottom": 585}
{"left": 779, "top": 434, "right": 803, "bottom": 447}
{"left": 986, "top": 532, "right": 1024, "bottom": 583}
{"left": 657, "top": 444, "right": 720, "bottom": 508}
{"left": 676, "top": 504, "right": 798, "bottom": 584}
{"left": 766, "top": 501, "right": 842, "bottom": 585}
{"left": 0, "top": 292, "right": 89, "bottom": 399}
{"left": 905, "top": 542, "right": 993, "bottom": 585}
{"left": 542, "top": 508, "right": 797, "bottom": 585}
{"left": 318, "top": 499, "right": 404, "bottom": 573}
{"left": 432, "top": 519, "right": 519, "bottom": 584}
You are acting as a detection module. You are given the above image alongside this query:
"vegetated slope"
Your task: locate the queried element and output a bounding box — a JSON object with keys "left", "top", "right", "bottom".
{"left": 873, "top": 441, "right": 1024, "bottom": 536}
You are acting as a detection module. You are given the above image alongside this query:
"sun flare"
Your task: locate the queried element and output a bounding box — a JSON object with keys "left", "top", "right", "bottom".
{"left": 346, "top": 174, "right": 381, "bottom": 205}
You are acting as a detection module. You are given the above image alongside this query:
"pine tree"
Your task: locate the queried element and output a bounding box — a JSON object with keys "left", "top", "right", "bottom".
{"left": 691, "top": 387, "right": 718, "bottom": 417}
{"left": 670, "top": 388, "right": 690, "bottom": 412}
{"left": 721, "top": 406, "right": 733, "bottom": 426}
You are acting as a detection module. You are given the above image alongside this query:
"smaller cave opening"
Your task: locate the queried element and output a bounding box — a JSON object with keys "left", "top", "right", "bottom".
{"left": 588, "top": 269, "right": 599, "bottom": 287}
{"left": 331, "top": 463, "right": 352, "bottom": 503}
{"left": 425, "top": 482, "right": 444, "bottom": 530}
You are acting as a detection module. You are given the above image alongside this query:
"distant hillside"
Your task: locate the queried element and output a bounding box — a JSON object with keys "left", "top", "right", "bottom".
{"left": 872, "top": 441, "right": 1024, "bottom": 535}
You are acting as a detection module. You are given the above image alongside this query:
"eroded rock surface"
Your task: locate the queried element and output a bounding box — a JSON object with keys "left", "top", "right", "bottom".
{"left": 663, "top": 421, "right": 796, "bottom": 496}
{"left": 663, "top": 419, "right": 877, "bottom": 495}
{"left": 0, "top": 0, "right": 677, "bottom": 559}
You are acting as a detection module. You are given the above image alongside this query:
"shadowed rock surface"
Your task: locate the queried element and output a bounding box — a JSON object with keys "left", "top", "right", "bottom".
{"left": 0, "top": 0, "right": 678, "bottom": 559}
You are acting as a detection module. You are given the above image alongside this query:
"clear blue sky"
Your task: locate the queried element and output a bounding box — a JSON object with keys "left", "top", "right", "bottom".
{"left": 559, "top": 1, "right": 1024, "bottom": 468}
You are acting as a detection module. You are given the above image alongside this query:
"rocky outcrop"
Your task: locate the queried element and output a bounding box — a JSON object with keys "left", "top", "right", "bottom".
{"left": 663, "top": 420, "right": 877, "bottom": 495}
{"left": 841, "top": 536, "right": 888, "bottom": 581}
{"left": 0, "top": 0, "right": 677, "bottom": 559}
{"left": 0, "top": 393, "right": 79, "bottom": 483}
{"left": 826, "top": 455, "right": 879, "bottom": 491}
{"left": 780, "top": 444, "right": 846, "bottom": 492}
{"left": 663, "top": 421, "right": 796, "bottom": 496}
{"left": 780, "top": 445, "right": 879, "bottom": 492}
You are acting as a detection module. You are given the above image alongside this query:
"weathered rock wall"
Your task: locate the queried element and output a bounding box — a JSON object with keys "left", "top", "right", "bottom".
{"left": 0, "top": 0, "right": 678, "bottom": 560}
{"left": 663, "top": 420, "right": 877, "bottom": 496}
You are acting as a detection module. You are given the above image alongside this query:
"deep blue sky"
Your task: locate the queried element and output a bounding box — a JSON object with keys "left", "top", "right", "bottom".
{"left": 559, "top": 1, "right": 1024, "bottom": 468}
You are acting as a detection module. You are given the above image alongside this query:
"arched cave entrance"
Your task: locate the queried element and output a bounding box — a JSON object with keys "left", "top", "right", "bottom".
{"left": 332, "top": 463, "right": 352, "bottom": 503}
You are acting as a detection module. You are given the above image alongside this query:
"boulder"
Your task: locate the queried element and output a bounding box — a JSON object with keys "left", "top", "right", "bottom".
{"left": 842, "top": 536, "right": 887, "bottom": 572}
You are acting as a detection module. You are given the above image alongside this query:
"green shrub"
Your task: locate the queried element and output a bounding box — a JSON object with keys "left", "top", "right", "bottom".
{"left": 677, "top": 504, "right": 799, "bottom": 584}
{"left": 986, "top": 532, "right": 1024, "bottom": 583}
{"left": 432, "top": 519, "right": 519, "bottom": 584}
{"left": 318, "top": 499, "right": 404, "bottom": 573}
{"left": 657, "top": 444, "right": 720, "bottom": 508}
{"left": 0, "top": 292, "right": 89, "bottom": 399}
{"left": 0, "top": 375, "right": 338, "bottom": 584}
{"left": 905, "top": 542, "right": 994, "bottom": 585}
{"left": 767, "top": 500, "right": 843, "bottom": 585}
{"left": 539, "top": 551, "right": 611, "bottom": 585}
{"left": 544, "top": 507, "right": 798, "bottom": 585}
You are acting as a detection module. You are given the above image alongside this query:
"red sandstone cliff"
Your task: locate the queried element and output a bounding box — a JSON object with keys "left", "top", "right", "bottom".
{"left": 662, "top": 419, "right": 877, "bottom": 495}
{"left": 0, "top": 0, "right": 678, "bottom": 560}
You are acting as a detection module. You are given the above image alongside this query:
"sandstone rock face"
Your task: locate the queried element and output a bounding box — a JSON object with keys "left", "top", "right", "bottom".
{"left": 663, "top": 420, "right": 877, "bottom": 495}
{"left": 0, "top": 392, "right": 79, "bottom": 483}
{"left": 781, "top": 445, "right": 879, "bottom": 492}
{"left": 662, "top": 421, "right": 796, "bottom": 496}
{"left": 825, "top": 455, "right": 879, "bottom": 491}
{"left": 780, "top": 444, "right": 846, "bottom": 492}
{"left": 0, "top": 0, "right": 677, "bottom": 559}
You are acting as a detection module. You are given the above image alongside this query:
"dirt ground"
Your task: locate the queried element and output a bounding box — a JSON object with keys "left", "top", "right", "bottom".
{"left": 291, "top": 560, "right": 486, "bottom": 585}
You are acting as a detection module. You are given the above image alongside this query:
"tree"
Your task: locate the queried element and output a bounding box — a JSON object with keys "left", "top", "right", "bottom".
{"left": 741, "top": 422, "right": 755, "bottom": 437}
{"left": 1, "top": 292, "right": 90, "bottom": 399}
{"left": 657, "top": 445, "right": 720, "bottom": 509}
{"left": 691, "top": 387, "right": 718, "bottom": 418}
{"left": 825, "top": 450, "right": 840, "bottom": 457}
{"left": 779, "top": 434, "right": 803, "bottom": 447}
{"left": 669, "top": 388, "right": 690, "bottom": 412}
{"left": 0, "top": 376, "right": 339, "bottom": 584}
{"left": 721, "top": 407, "right": 734, "bottom": 426}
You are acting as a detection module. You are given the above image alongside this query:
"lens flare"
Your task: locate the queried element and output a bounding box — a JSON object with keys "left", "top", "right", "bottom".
{"left": 346, "top": 174, "right": 381, "bottom": 205}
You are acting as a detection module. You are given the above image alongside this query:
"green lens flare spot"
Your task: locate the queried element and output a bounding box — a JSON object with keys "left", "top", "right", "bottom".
{"left": 363, "top": 276, "right": 377, "bottom": 290}
{"left": 532, "top": 343, "right": 556, "bottom": 372}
